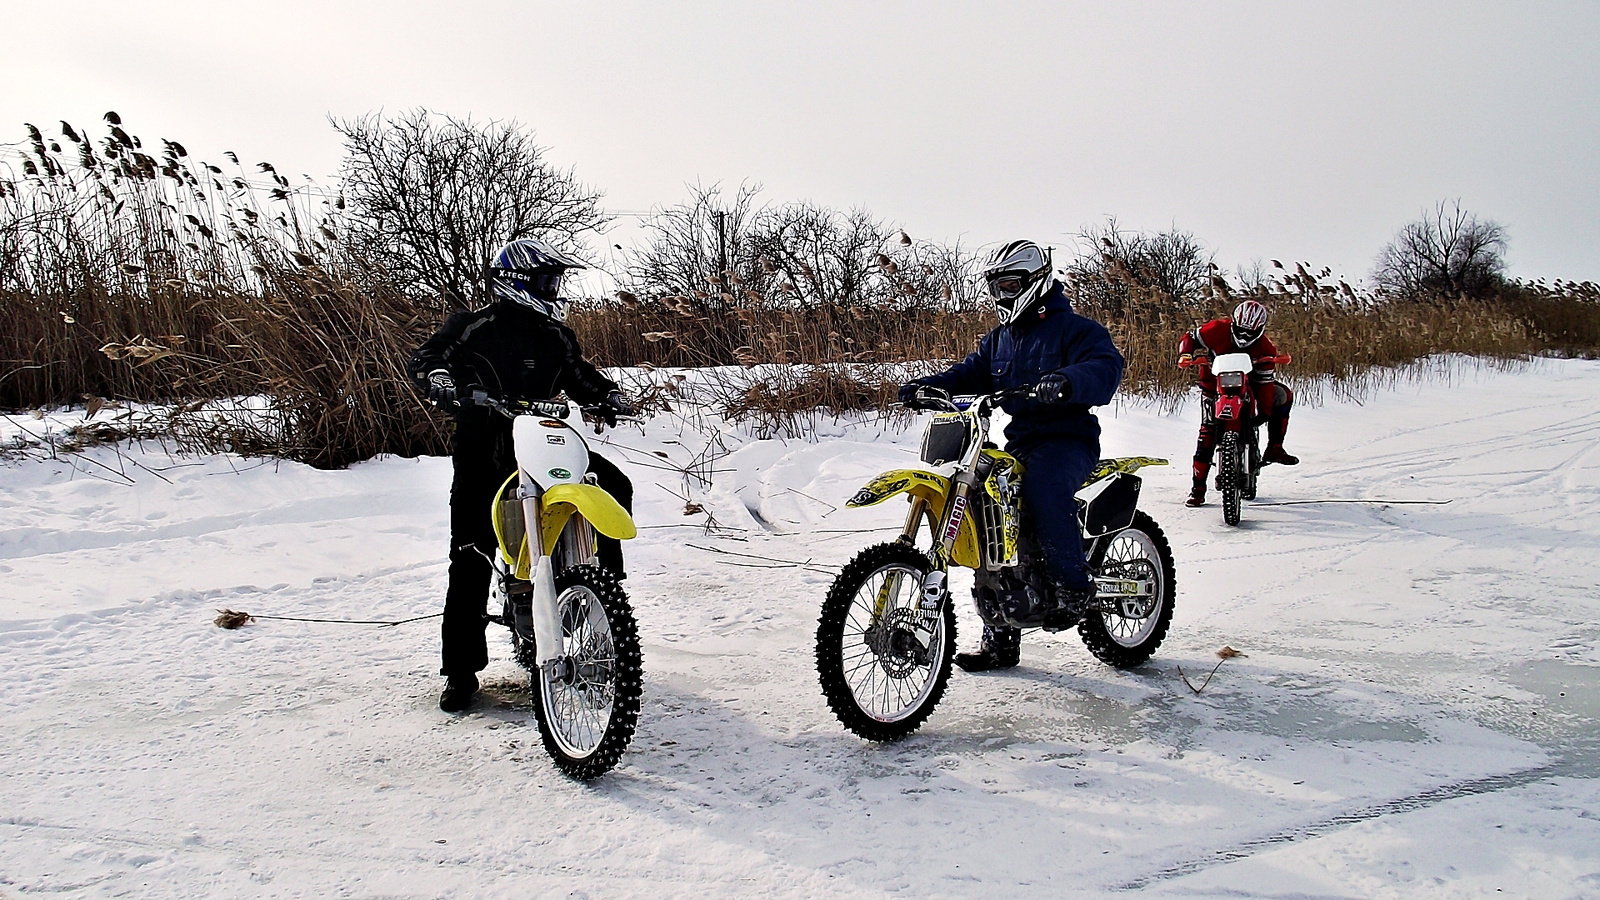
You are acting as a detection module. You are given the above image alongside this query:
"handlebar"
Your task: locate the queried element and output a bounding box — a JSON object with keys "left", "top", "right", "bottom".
{"left": 900, "top": 384, "right": 1036, "bottom": 413}
{"left": 1178, "top": 353, "right": 1292, "bottom": 369}
{"left": 451, "top": 389, "right": 640, "bottom": 433}
{"left": 455, "top": 389, "right": 570, "bottom": 420}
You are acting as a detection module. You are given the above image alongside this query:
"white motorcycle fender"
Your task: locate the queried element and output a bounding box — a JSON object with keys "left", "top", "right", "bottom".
{"left": 530, "top": 554, "right": 563, "bottom": 667}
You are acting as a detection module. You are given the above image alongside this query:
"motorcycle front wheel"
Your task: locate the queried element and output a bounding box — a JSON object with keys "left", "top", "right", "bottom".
{"left": 1219, "top": 430, "right": 1243, "bottom": 526}
{"left": 526, "top": 565, "right": 642, "bottom": 780}
{"left": 816, "top": 542, "right": 956, "bottom": 741}
{"left": 1080, "top": 511, "right": 1177, "bottom": 668}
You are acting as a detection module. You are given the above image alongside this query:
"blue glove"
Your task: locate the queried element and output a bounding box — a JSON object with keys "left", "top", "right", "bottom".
{"left": 1036, "top": 372, "right": 1070, "bottom": 404}
{"left": 896, "top": 382, "right": 921, "bottom": 405}
{"left": 426, "top": 370, "right": 457, "bottom": 406}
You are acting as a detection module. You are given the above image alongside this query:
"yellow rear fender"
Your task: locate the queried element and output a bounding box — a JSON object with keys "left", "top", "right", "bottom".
{"left": 847, "top": 468, "right": 951, "bottom": 511}
{"left": 539, "top": 483, "right": 637, "bottom": 556}
{"left": 1083, "top": 456, "right": 1168, "bottom": 486}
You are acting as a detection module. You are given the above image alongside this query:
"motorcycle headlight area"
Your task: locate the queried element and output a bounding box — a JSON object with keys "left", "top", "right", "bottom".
{"left": 920, "top": 413, "right": 971, "bottom": 466}
{"left": 1218, "top": 372, "right": 1246, "bottom": 389}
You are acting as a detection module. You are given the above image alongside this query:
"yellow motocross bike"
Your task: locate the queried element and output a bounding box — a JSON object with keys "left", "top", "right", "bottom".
{"left": 462, "top": 390, "right": 642, "bottom": 779}
{"left": 816, "top": 385, "right": 1176, "bottom": 741}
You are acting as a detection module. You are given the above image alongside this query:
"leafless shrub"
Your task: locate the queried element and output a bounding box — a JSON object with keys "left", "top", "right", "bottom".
{"left": 1063, "top": 219, "right": 1214, "bottom": 314}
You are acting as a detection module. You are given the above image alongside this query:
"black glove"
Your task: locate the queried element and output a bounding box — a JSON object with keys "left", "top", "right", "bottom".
{"left": 1036, "top": 372, "right": 1070, "bottom": 404}
{"left": 590, "top": 390, "right": 633, "bottom": 427}
{"left": 605, "top": 390, "right": 635, "bottom": 418}
{"left": 425, "top": 370, "right": 457, "bottom": 406}
{"left": 896, "top": 382, "right": 922, "bottom": 405}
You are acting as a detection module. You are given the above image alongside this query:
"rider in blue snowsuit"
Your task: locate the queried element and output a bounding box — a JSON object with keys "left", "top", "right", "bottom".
{"left": 900, "top": 240, "right": 1124, "bottom": 671}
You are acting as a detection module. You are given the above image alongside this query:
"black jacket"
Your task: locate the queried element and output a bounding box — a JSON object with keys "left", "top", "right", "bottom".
{"left": 408, "top": 301, "right": 617, "bottom": 440}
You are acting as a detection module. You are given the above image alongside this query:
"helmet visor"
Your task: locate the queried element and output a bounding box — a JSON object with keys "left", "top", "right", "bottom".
{"left": 1231, "top": 324, "right": 1262, "bottom": 346}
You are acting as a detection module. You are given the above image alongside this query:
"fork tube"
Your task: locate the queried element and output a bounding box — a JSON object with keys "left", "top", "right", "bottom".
{"left": 901, "top": 494, "right": 928, "bottom": 542}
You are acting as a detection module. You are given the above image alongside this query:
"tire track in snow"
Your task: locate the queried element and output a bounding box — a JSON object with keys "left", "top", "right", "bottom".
{"left": 1110, "top": 762, "right": 1571, "bottom": 891}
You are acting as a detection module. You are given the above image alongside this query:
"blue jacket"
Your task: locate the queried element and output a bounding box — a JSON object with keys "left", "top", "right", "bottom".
{"left": 916, "top": 283, "right": 1124, "bottom": 445}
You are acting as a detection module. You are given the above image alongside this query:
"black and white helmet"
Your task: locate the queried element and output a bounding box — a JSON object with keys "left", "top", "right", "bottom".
{"left": 488, "top": 238, "right": 587, "bottom": 318}
{"left": 983, "top": 239, "right": 1054, "bottom": 324}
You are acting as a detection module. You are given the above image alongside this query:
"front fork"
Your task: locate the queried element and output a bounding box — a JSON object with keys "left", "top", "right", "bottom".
{"left": 501, "top": 478, "right": 567, "bottom": 673}
{"left": 873, "top": 479, "right": 974, "bottom": 651}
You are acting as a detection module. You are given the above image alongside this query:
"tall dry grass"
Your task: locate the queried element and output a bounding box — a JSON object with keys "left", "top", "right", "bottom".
{"left": 5, "top": 116, "right": 1598, "bottom": 462}
{"left": 569, "top": 263, "right": 1600, "bottom": 415}
{"left": 1, "top": 114, "right": 447, "bottom": 466}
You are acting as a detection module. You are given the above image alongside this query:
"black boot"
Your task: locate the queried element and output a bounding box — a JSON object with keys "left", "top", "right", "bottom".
{"left": 439, "top": 673, "right": 479, "bottom": 713}
{"left": 955, "top": 625, "right": 1021, "bottom": 672}
{"left": 1042, "top": 581, "right": 1096, "bottom": 633}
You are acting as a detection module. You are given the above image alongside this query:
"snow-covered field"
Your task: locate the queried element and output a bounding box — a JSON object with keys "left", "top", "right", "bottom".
{"left": 3, "top": 358, "right": 1598, "bottom": 898}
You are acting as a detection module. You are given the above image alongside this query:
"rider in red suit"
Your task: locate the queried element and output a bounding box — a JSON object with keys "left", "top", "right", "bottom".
{"left": 1178, "top": 299, "right": 1298, "bottom": 507}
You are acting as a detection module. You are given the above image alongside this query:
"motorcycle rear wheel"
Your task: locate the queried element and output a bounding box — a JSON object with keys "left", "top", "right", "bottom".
{"left": 525, "top": 566, "right": 642, "bottom": 780}
{"left": 1080, "top": 511, "right": 1177, "bottom": 668}
{"left": 1220, "top": 431, "right": 1243, "bottom": 526}
{"left": 816, "top": 542, "right": 956, "bottom": 742}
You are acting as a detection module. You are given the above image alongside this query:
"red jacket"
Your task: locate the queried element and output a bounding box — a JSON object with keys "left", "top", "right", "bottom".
{"left": 1178, "top": 318, "right": 1282, "bottom": 415}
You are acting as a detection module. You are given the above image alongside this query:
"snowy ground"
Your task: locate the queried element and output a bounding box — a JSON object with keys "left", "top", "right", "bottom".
{"left": 3, "top": 358, "right": 1598, "bottom": 898}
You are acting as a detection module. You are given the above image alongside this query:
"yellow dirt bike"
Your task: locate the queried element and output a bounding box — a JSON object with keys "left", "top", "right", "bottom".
{"left": 815, "top": 385, "right": 1176, "bottom": 741}
{"left": 463, "top": 390, "right": 642, "bottom": 779}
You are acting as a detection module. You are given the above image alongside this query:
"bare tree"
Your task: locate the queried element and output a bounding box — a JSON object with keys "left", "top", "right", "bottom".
{"left": 624, "top": 181, "right": 762, "bottom": 309}
{"left": 1373, "top": 200, "right": 1507, "bottom": 300}
{"left": 333, "top": 109, "right": 608, "bottom": 310}
{"left": 625, "top": 183, "right": 977, "bottom": 311}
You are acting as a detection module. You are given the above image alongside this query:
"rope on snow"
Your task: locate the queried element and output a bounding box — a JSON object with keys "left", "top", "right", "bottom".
{"left": 214, "top": 608, "right": 442, "bottom": 630}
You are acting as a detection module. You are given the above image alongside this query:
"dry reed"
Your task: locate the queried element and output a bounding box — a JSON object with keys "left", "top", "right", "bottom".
{"left": 5, "top": 117, "right": 1597, "bottom": 461}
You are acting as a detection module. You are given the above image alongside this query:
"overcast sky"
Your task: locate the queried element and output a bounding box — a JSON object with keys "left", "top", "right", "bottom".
{"left": 6, "top": 1, "right": 1597, "bottom": 285}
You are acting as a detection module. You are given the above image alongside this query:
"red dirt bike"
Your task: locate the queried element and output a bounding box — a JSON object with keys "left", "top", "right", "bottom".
{"left": 1194, "top": 351, "right": 1291, "bottom": 526}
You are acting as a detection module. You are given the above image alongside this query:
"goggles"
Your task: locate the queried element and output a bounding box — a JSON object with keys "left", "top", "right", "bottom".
{"left": 985, "top": 270, "right": 1030, "bottom": 300}
{"left": 508, "top": 269, "right": 563, "bottom": 298}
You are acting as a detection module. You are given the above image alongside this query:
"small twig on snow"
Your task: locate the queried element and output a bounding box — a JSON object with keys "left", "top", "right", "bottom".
{"left": 1178, "top": 646, "right": 1247, "bottom": 695}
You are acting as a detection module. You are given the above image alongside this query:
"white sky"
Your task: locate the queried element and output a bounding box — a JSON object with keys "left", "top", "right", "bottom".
{"left": 5, "top": 1, "right": 1598, "bottom": 285}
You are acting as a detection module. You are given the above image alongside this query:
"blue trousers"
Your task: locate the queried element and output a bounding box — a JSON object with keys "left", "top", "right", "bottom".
{"left": 1011, "top": 436, "right": 1099, "bottom": 589}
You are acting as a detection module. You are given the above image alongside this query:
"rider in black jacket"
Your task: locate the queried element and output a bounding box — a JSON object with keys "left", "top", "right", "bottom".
{"left": 407, "top": 238, "right": 633, "bottom": 713}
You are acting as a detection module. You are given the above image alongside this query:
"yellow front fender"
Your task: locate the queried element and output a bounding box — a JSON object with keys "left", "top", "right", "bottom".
{"left": 846, "top": 468, "right": 982, "bottom": 569}
{"left": 539, "top": 483, "right": 637, "bottom": 557}
{"left": 847, "top": 468, "right": 952, "bottom": 510}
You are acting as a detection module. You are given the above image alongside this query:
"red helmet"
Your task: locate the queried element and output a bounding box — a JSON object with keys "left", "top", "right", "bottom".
{"left": 1230, "top": 300, "right": 1269, "bottom": 346}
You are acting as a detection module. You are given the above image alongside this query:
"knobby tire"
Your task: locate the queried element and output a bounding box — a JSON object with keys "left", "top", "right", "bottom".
{"left": 1220, "top": 431, "right": 1242, "bottom": 526}
{"left": 1079, "top": 511, "right": 1177, "bottom": 668}
{"left": 527, "top": 565, "right": 642, "bottom": 780}
{"left": 816, "top": 542, "right": 956, "bottom": 742}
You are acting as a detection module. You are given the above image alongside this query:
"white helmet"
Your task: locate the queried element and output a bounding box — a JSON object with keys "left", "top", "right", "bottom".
{"left": 1231, "top": 299, "right": 1269, "bottom": 346}
{"left": 983, "top": 240, "right": 1054, "bottom": 324}
{"left": 488, "top": 238, "right": 587, "bottom": 318}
